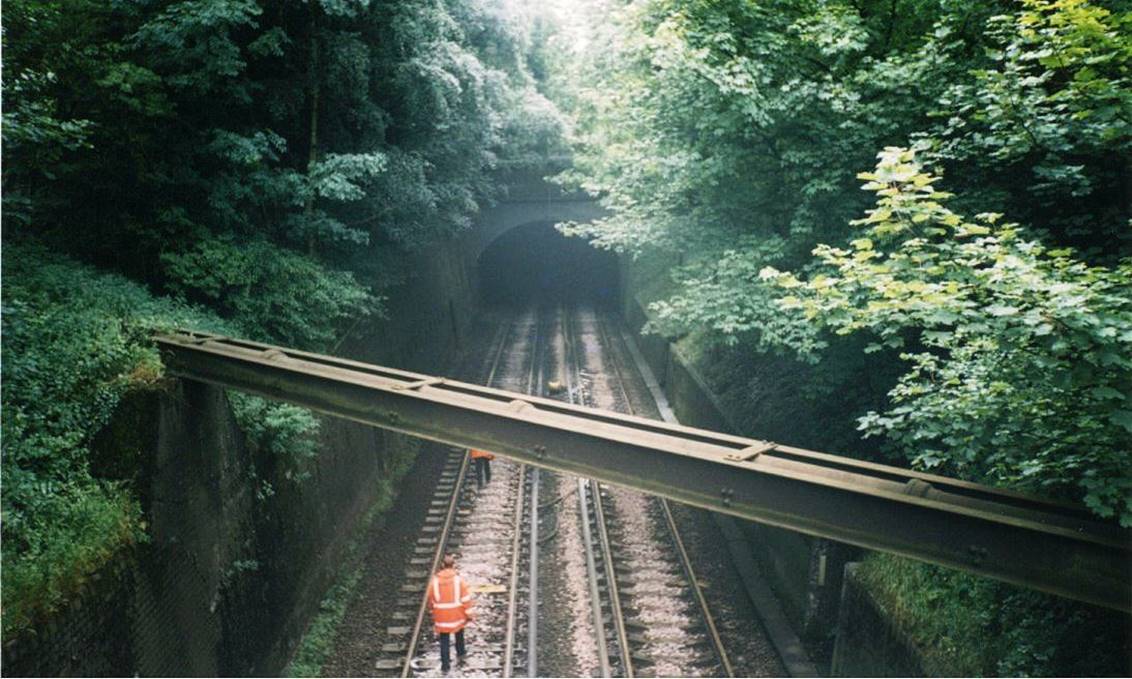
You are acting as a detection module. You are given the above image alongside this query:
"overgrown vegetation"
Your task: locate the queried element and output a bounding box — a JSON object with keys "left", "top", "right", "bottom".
{"left": 548, "top": 0, "right": 1130, "bottom": 673}
{"left": 857, "top": 553, "right": 1131, "bottom": 676}
{"left": 0, "top": 245, "right": 225, "bottom": 634}
{"left": 2, "top": 0, "right": 562, "bottom": 637}
{"left": 556, "top": 0, "right": 1131, "bottom": 519}
{"left": 763, "top": 147, "right": 1132, "bottom": 521}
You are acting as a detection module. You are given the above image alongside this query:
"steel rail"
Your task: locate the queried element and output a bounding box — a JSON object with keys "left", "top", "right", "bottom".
{"left": 401, "top": 453, "right": 471, "bottom": 677}
{"left": 589, "top": 487, "right": 632, "bottom": 676}
{"left": 503, "top": 308, "right": 542, "bottom": 677}
{"left": 595, "top": 313, "right": 734, "bottom": 677}
{"left": 525, "top": 308, "right": 550, "bottom": 679}
{"left": 155, "top": 329, "right": 1132, "bottom": 611}
{"left": 502, "top": 469, "right": 527, "bottom": 677}
{"left": 527, "top": 468, "right": 540, "bottom": 677}
{"left": 578, "top": 478, "right": 613, "bottom": 677}
{"left": 558, "top": 307, "right": 615, "bottom": 677}
{"left": 565, "top": 310, "right": 634, "bottom": 677}
{"left": 401, "top": 314, "right": 515, "bottom": 677}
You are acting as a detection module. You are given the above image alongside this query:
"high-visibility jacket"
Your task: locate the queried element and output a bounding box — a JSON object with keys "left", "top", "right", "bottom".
{"left": 428, "top": 568, "right": 473, "bottom": 634}
{"left": 470, "top": 448, "right": 495, "bottom": 461}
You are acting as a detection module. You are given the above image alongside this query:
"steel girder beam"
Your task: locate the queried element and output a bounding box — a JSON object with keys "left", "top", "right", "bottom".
{"left": 156, "top": 331, "right": 1130, "bottom": 612}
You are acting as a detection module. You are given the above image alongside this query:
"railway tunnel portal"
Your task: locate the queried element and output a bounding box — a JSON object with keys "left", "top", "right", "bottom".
{"left": 477, "top": 220, "right": 619, "bottom": 308}
{"left": 469, "top": 160, "right": 618, "bottom": 310}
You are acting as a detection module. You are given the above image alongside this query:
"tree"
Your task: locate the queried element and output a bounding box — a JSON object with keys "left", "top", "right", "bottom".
{"left": 763, "top": 147, "right": 1132, "bottom": 524}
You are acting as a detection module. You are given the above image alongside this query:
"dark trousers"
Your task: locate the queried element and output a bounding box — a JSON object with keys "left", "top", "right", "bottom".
{"left": 439, "top": 629, "right": 466, "bottom": 668}
{"left": 475, "top": 457, "right": 492, "bottom": 488}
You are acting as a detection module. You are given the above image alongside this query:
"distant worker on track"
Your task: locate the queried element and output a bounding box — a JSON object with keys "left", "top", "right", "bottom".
{"left": 428, "top": 554, "right": 474, "bottom": 672}
{"left": 470, "top": 448, "right": 494, "bottom": 489}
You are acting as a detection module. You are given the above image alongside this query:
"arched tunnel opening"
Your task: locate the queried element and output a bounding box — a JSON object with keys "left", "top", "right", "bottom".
{"left": 477, "top": 221, "right": 620, "bottom": 308}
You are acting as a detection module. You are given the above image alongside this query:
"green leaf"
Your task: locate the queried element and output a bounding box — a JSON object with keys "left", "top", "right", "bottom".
{"left": 1109, "top": 411, "right": 1132, "bottom": 434}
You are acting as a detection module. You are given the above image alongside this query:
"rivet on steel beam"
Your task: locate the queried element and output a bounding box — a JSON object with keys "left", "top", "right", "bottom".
{"left": 261, "top": 349, "right": 289, "bottom": 361}
{"left": 721, "top": 487, "right": 734, "bottom": 507}
{"left": 534, "top": 445, "right": 548, "bottom": 460}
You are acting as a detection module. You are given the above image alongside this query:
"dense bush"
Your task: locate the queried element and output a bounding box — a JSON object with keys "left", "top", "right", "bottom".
{"left": 0, "top": 244, "right": 336, "bottom": 635}
{"left": 558, "top": 0, "right": 1131, "bottom": 519}
{"left": 1, "top": 245, "right": 227, "bottom": 634}
{"left": 763, "top": 148, "right": 1132, "bottom": 524}
{"left": 161, "top": 237, "right": 379, "bottom": 351}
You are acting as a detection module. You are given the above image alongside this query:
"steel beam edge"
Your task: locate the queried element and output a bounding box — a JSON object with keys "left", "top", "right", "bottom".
{"left": 155, "top": 332, "right": 1131, "bottom": 612}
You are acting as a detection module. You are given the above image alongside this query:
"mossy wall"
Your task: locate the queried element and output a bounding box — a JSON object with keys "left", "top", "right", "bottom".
{"left": 830, "top": 564, "right": 926, "bottom": 677}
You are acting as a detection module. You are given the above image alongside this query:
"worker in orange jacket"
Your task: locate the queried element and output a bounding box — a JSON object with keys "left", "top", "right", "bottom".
{"left": 470, "top": 448, "right": 494, "bottom": 489}
{"left": 428, "top": 554, "right": 474, "bottom": 671}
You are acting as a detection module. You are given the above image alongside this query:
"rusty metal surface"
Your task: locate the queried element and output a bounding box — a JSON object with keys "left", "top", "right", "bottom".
{"left": 156, "top": 331, "right": 1131, "bottom": 612}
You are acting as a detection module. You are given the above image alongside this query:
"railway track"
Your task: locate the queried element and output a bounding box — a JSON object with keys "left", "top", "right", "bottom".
{"left": 372, "top": 305, "right": 746, "bottom": 677}
{"left": 373, "top": 310, "right": 544, "bottom": 677}
{"left": 563, "top": 306, "right": 735, "bottom": 677}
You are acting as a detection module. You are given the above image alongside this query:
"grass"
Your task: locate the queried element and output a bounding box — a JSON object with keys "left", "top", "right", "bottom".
{"left": 856, "top": 552, "right": 1131, "bottom": 677}
{"left": 856, "top": 553, "right": 989, "bottom": 675}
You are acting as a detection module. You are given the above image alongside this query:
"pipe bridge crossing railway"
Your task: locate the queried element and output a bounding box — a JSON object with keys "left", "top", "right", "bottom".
{"left": 157, "top": 330, "right": 1130, "bottom": 618}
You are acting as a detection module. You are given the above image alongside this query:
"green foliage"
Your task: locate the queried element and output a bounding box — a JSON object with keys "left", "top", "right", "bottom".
{"left": 932, "top": 0, "right": 1132, "bottom": 255}
{"left": 2, "top": 0, "right": 563, "bottom": 639}
{"left": 161, "top": 237, "right": 379, "bottom": 350}
{"left": 0, "top": 244, "right": 228, "bottom": 635}
{"left": 3, "top": 0, "right": 564, "bottom": 302}
{"left": 228, "top": 392, "right": 319, "bottom": 484}
{"left": 551, "top": 1, "right": 1130, "bottom": 668}
{"left": 857, "top": 553, "right": 1131, "bottom": 676}
{"left": 556, "top": 0, "right": 1130, "bottom": 520}
{"left": 763, "top": 147, "right": 1132, "bottom": 524}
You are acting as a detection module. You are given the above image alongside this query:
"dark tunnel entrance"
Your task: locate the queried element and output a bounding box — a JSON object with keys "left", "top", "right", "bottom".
{"left": 478, "top": 222, "right": 620, "bottom": 308}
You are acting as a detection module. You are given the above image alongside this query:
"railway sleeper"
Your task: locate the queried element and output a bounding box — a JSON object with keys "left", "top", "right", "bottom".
{"left": 618, "top": 582, "right": 687, "bottom": 596}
